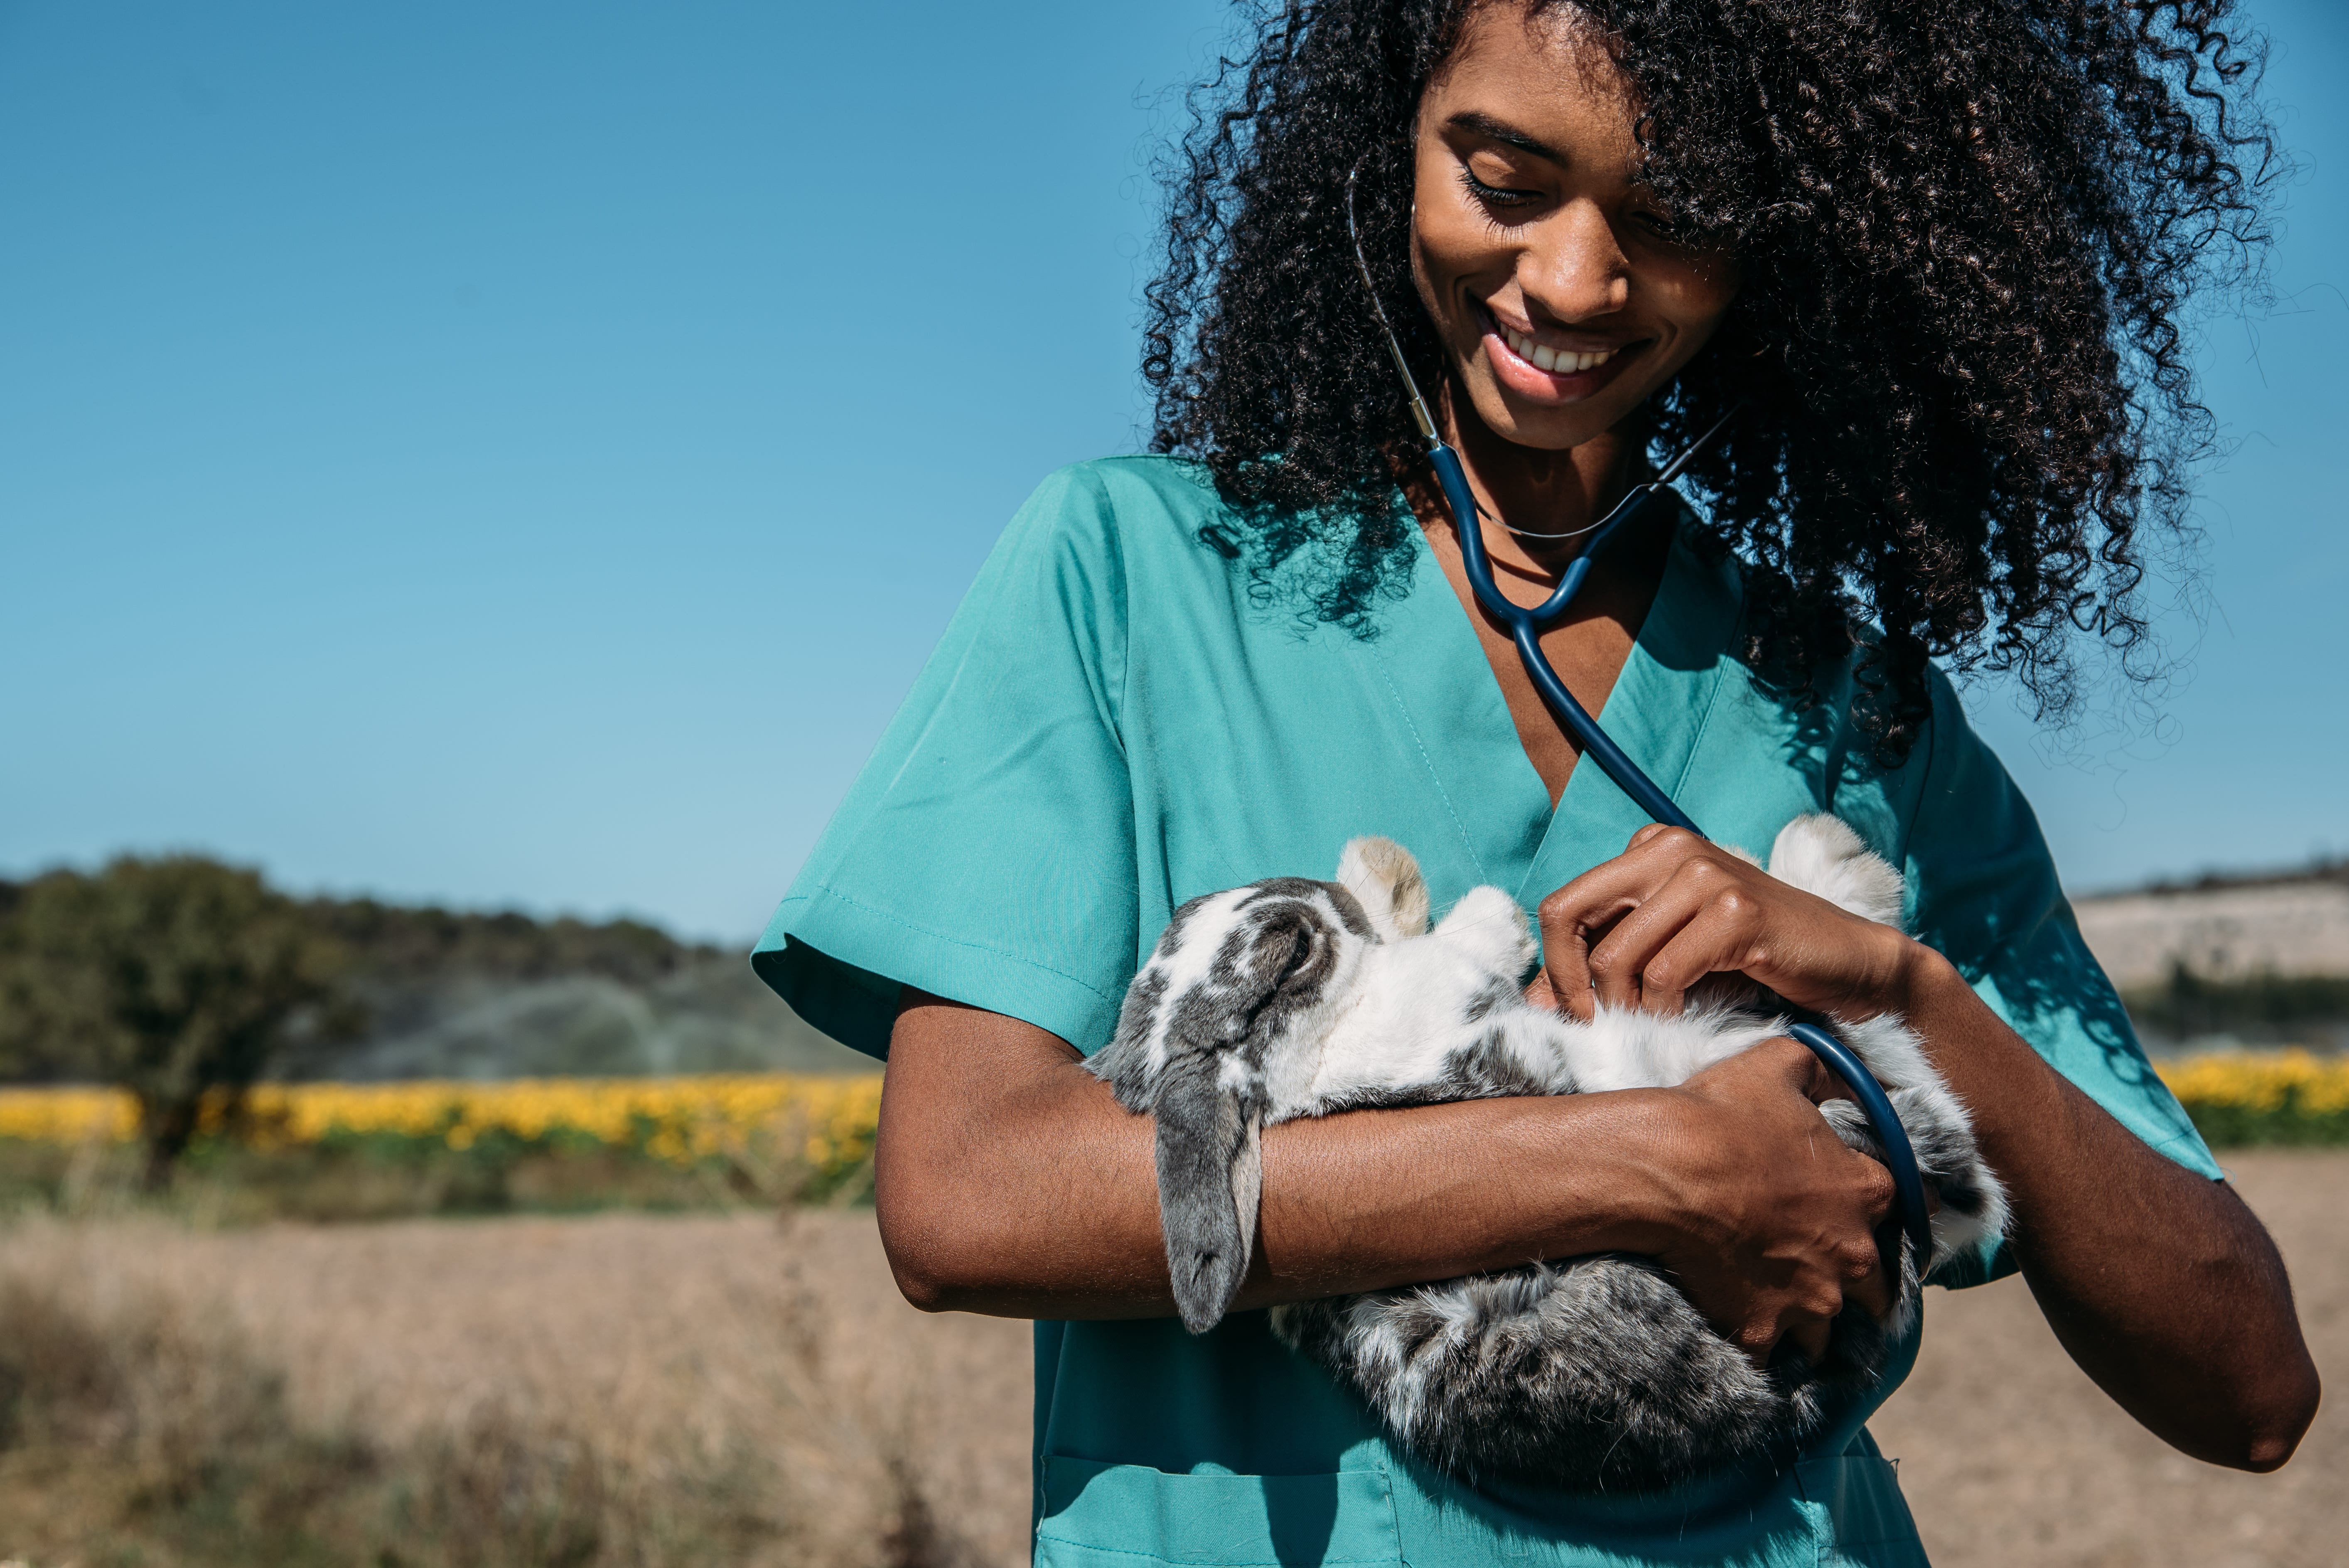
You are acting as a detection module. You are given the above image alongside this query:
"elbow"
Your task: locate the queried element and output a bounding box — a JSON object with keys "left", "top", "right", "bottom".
{"left": 879, "top": 1215, "right": 976, "bottom": 1314}
{"left": 2179, "top": 1339, "right": 2323, "bottom": 1473}
{"left": 2230, "top": 1361, "right": 2322, "bottom": 1474}
{"left": 873, "top": 1149, "right": 1005, "bottom": 1315}
{"left": 882, "top": 1240, "right": 961, "bottom": 1315}
{"left": 2218, "top": 1222, "right": 2326, "bottom": 1473}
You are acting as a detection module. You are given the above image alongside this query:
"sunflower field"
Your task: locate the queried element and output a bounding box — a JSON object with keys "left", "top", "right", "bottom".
{"left": 0, "top": 1052, "right": 2342, "bottom": 1218}
{"left": 2151, "top": 1050, "right": 2349, "bottom": 1146}
{"left": 0, "top": 1073, "right": 887, "bottom": 1218}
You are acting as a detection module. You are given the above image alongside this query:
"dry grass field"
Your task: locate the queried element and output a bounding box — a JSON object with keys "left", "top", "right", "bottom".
{"left": 1873, "top": 1148, "right": 2349, "bottom": 1568}
{"left": 0, "top": 1207, "right": 1032, "bottom": 1568}
{"left": 0, "top": 1150, "right": 2339, "bottom": 1567}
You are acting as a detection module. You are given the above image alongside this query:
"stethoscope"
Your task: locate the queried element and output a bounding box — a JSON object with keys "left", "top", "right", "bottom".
{"left": 1344, "top": 170, "right": 1935, "bottom": 1283}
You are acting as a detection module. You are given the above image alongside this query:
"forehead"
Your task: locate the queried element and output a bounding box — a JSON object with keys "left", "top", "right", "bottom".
{"left": 1421, "top": 2, "right": 1643, "bottom": 175}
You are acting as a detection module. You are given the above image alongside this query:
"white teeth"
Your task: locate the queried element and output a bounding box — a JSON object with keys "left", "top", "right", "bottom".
{"left": 1500, "top": 326, "right": 1618, "bottom": 376}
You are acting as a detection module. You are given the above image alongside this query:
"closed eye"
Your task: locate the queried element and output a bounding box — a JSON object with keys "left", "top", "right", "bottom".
{"left": 1461, "top": 167, "right": 1540, "bottom": 209}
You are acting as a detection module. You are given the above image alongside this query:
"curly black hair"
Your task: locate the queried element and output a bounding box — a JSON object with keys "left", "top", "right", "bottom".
{"left": 1143, "top": 0, "right": 2277, "bottom": 760}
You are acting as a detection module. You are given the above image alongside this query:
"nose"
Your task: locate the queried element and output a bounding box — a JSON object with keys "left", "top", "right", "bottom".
{"left": 1519, "top": 197, "right": 1630, "bottom": 324}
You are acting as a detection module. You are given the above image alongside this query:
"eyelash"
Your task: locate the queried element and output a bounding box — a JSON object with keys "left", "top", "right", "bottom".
{"left": 1461, "top": 166, "right": 1684, "bottom": 244}
{"left": 1460, "top": 167, "right": 1537, "bottom": 208}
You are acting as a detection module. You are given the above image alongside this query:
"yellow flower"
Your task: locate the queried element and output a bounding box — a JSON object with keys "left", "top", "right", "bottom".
{"left": 2157, "top": 1050, "right": 2349, "bottom": 1118}
{"left": 0, "top": 1086, "right": 137, "bottom": 1143}
{"left": 0, "top": 1073, "right": 889, "bottom": 1177}
{"left": 22, "top": 1057, "right": 2349, "bottom": 1165}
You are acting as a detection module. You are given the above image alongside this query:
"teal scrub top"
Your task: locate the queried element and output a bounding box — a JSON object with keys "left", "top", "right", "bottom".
{"left": 753, "top": 457, "right": 2220, "bottom": 1568}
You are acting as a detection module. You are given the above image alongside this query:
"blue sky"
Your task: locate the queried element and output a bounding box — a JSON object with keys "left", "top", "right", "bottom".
{"left": 2, "top": 0, "right": 2342, "bottom": 941}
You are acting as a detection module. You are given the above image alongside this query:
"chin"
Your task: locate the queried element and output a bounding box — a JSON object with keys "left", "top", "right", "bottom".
{"left": 1464, "top": 382, "right": 1619, "bottom": 450}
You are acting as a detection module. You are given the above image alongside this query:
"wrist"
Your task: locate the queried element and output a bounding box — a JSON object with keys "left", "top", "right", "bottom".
{"left": 1884, "top": 931, "right": 1965, "bottom": 1018}
{"left": 1879, "top": 939, "right": 2067, "bottom": 1165}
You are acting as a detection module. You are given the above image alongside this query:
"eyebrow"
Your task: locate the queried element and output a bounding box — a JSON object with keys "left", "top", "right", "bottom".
{"left": 1444, "top": 111, "right": 1570, "bottom": 168}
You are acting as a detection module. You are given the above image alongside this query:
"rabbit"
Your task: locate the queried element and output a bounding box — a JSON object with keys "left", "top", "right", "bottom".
{"left": 1089, "top": 814, "right": 2007, "bottom": 1492}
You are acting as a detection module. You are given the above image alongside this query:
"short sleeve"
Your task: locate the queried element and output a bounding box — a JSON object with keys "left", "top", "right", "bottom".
{"left": 750, "top": 466, "right": 1139, "bottom": 1060}
{"left": 1901, "top": 670, "right": 2222, "bottom": 1287}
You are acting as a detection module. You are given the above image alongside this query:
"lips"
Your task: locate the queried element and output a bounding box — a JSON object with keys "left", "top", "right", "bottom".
{"left": 1498, "top": 324, "right": 1617, "bottom": 375}
{"left": 1479, "top": 305, "right": 1643, "bottom": 403}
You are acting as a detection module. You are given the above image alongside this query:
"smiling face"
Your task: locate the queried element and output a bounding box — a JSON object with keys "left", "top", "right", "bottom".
{"left": 1411, "top": 3, "right": 1738, "bottom": 454}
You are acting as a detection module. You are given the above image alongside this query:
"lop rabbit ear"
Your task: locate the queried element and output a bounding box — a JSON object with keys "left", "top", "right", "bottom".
{"left": 1336, "top": 837, "right": 1429, "bottom": 941}
{"left": 1153, "top": 1048, "right": 1266, "bottom": 1333}
{"left": 1096, "top": 888, "right": 1347, "bottom": 1334}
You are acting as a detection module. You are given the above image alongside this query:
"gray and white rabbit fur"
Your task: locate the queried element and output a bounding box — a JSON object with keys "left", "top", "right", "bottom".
{"left": 1089, "top": 814, "right": 2007, "bottom": 1492}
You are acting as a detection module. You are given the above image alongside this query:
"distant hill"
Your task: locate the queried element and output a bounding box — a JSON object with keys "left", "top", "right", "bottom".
{"left": 274, "top": 897, "right": 874, "bottom": 1081}
{"left": 2072, "top": 861, "right": 2349, "bottom": 1052}
{"left": 2071, "top": 860, "right": 2349, "bottom": 989}
{"left": 0, "top": 871, "right": 873, "bottom": 1084}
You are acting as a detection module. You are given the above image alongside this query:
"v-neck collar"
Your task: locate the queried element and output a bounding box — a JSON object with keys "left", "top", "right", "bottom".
{"left": 1363, "top": 504, "right": 1743, "bottom": 908}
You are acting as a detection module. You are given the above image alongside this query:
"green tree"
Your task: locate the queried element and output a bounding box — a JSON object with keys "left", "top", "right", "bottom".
{"left": 0, "top": 855, "right": 351, "bottom": 1185}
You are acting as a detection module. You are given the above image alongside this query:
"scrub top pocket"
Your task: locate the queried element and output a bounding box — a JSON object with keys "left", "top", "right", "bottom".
{"left": 1034, "top": 1456, "right": 1405, "bottom": 1568}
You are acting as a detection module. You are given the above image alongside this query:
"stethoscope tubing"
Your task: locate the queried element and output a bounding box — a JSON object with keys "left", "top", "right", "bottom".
{"left": 1431, "top": 442, "right": 1697, "bottom": 833}
{"left": 1346, "top": 165, "right": 1935, "bottom": 1283}
{"left": 1439, "top": 435, "right": 1936, "bottom": 1283}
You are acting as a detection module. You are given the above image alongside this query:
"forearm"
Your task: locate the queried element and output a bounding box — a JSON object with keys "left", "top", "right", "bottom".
{"left": 1252, "top": 1080, "right": 1676, "bottom": 1308}
{"left": 1898, "top": 950, "right": 2321, "bottom": 1469}
{"left": 876, "top": 991, "right": 1674, "bottom": 1320}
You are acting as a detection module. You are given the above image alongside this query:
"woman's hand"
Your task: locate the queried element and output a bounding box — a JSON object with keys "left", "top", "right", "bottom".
{"left": 1533, "top": 824, "right": 1920, "bottom": 1021}
{"left": 1521, "top": 826, "right": 1911, "bottom": 1363}
{"left": 1633, "top": 1036, "right": 1897, "bottom": 1365}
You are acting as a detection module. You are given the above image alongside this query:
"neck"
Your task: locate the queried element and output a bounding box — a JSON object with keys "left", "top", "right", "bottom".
{"left": 1438, "top": 379, "right": 1654, "bottom": 581}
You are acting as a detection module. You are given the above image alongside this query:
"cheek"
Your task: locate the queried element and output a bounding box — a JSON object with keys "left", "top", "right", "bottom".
{"left": 1652, "top": 258, "right": 1740, "bottom": 344}
{"left": 1410, "top": 197, "right": 1507, "bottom": 334}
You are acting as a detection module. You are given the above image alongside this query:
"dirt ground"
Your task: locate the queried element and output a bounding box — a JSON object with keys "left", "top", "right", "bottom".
{"left": 0, "top": 1150, "right": 2339, "bottom": 1567}
{"left": 1870, "top": 1149, "right": 2347, "bottom": 1568}
{"left": 0, "top": 1205, "right": 1035, "bottom": 1568}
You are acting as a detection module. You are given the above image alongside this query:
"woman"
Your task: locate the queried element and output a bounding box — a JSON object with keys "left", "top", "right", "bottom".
{"left": 755, "top": 1, "right": 2319, "bottom": 1562}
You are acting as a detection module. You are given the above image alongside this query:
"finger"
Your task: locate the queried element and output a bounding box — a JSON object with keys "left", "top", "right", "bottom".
{"left": 1536, "top": 826, "right": 1710, "bottom": 939}
{"left": 1582, "top": 876, "right": 1712, "bottom": 1013}
{"left": 1855, "top": 1150, "right": 1897, "bottom": 1227}
{"left": 1848, "top": 1247, "right": 1895, "bottom": 1319}
{"left": 1540, "top": 919, "right": 1597, "bottom": 1022}
{"left": 1736, "top": 1033, "right": 1836, "bottom": 1100}
{"left": 1730, "top": 1315, "right": 1782, "bottom": 1372}
{"left": 1523, "top": 971, "right": 1562, "bottom": 1015}
{"left": 1626, "top": 822, "right": 1675, "bottom": 850}
{"left": 1543, "top": 842, "right": 1724, "bottom": 1016}
{"left": 1684, "top": 1034, "right": 1821, "bottom": 1103}
{"left": 1624, "top": 892, "right": 1769, "bottom": 1016}
{"left": 1783, "top": 1260, "right": 1860, "bottom": 1365}
{"left": 1536, "top": 888, "right": 1636, "bottom": 1016}
{"left": 1826, "top": 1182, "right": 1896, "bottom": 1319}
{"left": 1632, "top": 919, "right": 1733, "bottom": 1017}
{"left": 1745, "top": 1032, "right": 1850, "bottom": 1107}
